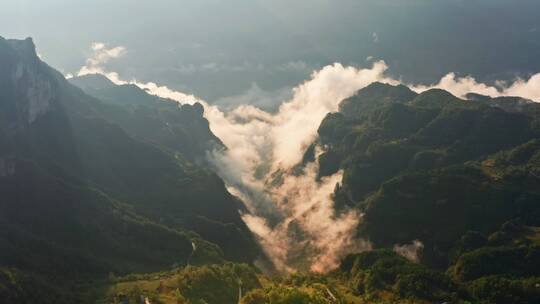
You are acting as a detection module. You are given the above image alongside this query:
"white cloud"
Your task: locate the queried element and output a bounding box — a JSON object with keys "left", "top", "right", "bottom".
{"left": 78, "top": 42, "right": 126, "bottom": 77}
{"left": 76, "top": 42, "right": 200, "bottom": 104}
{"left": 411, "top": 73, "right": 500, "bottom": 98}
{"left": 394, "top": 240, "right": 424, "bottom": 263}
{"left": 411, "top": 72, "right": 540, "bottom": 102}
{"left": 504, "top": 73, "right": 540, "bottom": 102}
{"left": 270, "top": 61, "right": 396, "bottom": 169}
{"left": 204, "top": 62, "right": 393, "bottom": 272}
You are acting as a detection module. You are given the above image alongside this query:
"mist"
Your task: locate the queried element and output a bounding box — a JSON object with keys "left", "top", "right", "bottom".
{"left": 412, "top": 72, "right": 540, "bottom": 101}
{"left": 394, "top": 240, "right": 424, "bottom": 263}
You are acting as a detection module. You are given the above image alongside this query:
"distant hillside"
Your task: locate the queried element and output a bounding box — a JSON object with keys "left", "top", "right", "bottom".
{"left": 68, "top": 74, "right": 223, "bottom": 164}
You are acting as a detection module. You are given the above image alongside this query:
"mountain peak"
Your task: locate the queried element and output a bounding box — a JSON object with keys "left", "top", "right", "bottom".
{"left": 0, "top": 37, "right": 55, "bottom": 125}
{"left": 69, "top": 73, "right": 116, "bottom": 91}
{"left": 410, "top": 88, "right": 463, "bottom": 108}
{"left": 2, "top": 37, "right": 39, "bottom": 64}
{"left": 338, "top": 82, "right": 418, "bottom": 117}
{"left": 361, "top": 81, "right": 411, "bottom": 93}
{"left": 465, "top": 92, "right": 492, "bottom": 102}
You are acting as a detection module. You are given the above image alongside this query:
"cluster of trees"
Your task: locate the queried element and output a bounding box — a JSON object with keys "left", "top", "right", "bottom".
{"left": 339, "top": 246, "right": 540, "bottom": 304}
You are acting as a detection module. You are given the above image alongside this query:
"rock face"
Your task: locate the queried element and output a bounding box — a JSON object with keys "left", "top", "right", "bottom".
{"left": 21, "top": 67, "right": 53, "bottom": 124}
{"left": 0, "top": 37, "right": 54, "bottom": 127}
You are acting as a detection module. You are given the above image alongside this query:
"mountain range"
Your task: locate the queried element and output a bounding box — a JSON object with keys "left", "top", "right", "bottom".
{"left": 1, "top": 37, "right": 540, "bottom": 304}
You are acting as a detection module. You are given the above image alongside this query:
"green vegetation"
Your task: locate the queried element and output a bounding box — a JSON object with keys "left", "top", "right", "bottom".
{"left": 0, "top": 37, "right": 259, "bottom": 303}
{"left": 466, "top": 276, "right": 540, "bottom": 304}
{"left": 69, "top": 74, "right": 223, "bottom": 163}
{"left": 0, "top": 268, "right": 71, "bottom": 304}
{"left": 105, "top": 263, "right": 260, "bottom": 304}
{"left": 340, "top": 250, "right": 456, "bottom": 302}
{"left": 451, "top": 246, "right": 540, "bottom": 281}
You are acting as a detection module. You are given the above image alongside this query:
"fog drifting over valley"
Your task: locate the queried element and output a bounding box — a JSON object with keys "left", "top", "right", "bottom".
{"left": 71, "top": 42, "right": 540, "bottom": 272}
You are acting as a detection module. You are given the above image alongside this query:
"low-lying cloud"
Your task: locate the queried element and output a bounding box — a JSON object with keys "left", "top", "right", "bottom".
{"left": 75, "top": 42, "right": 200, "bottom": 105}
{"left": 412, "top": 72, "right": 540, "bottom": 102}
{"left": 73, "top": 42, "right": 540, "bottom": 273}
{"left": 77, "top": 42, "right": 126, "bottom": 77}
{"left": 394, "top": 240, "right": 424, "bottom": 263}
{"left": 203, "top": 62, "right": 394, "bottom": 272}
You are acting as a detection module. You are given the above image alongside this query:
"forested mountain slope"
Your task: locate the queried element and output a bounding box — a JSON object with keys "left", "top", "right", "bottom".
{"left": 289, "top": 82, "right": 540, "bottom": 302}
{"left": 0, "top": 37, "right": 259, "bottom": 303}
{"left": 69, "top": 74, "right": 223, "bottom": 164}
{"left": 314, "top": 82, "right": 540, "bottom": 264}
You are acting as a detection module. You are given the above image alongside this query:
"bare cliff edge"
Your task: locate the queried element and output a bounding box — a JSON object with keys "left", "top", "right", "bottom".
{"left": 0, "top": 37, "right": 261, "bottom": 302}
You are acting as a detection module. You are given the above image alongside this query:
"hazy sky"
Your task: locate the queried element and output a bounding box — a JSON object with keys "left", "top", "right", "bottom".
{"left": 2, "top": 0, "right": 540, "bottom": 103}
